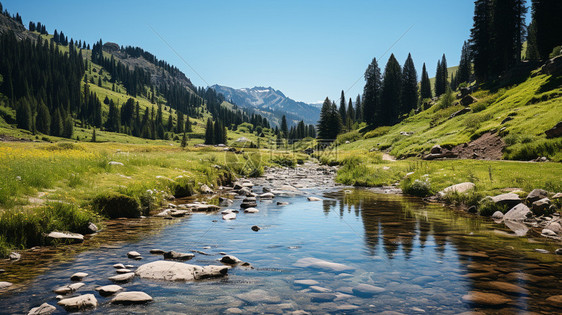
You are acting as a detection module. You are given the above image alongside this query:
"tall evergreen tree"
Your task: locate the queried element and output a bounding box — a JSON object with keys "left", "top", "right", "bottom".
{"left": 362, "top": 57, "right": 382, "bottom": 125}
{"left": 470, "top": 0, "right": 492, "bottom": 82}
{"left": 420, "top": 63, "right": 432, "bottom": 100}
{"left": 50, "top": 108, "right": 63, "bottom": 137}
{"left": 36, "top": 101, "right": 51, "bottom": 134}
{"left": 176, "top": 111, "right": 184, "bottom": 133}
{"left": 355, "top": 95, "right": 362, "bottom": 122}
{"left": 317, "top": 97, "right": 342, "bottom": 140}
{"left": 346, "top": 97, "right": 355, "bottom": 128}
{"left": 401, "top": 53, "right": 418, "bottom": 115}
{"left": 280, "top": 115, "right": 288, "bottom": 138}
{"left": 531, "top": 0, "right": 562, "bottom": 59}
{"left": 435, "top": 54, "right": 448, "bottom": 97}
{"left": 525, "top": 20, "right": 540, "bottom": 60}
{"left": 16, "top": 99, "right": 32, "bottom": 131}
{"left": 204, "top": 118, "right": 214, "bottom": 145}
{"left": 63, "top": 114, "right": 74, "bottom": 139}
{"left": 380, "top": 54, "right": 402, "bottom": 125}
{"left": 185, "top": 116, "right": 192, "bottom": 132}
{"left": 457, "top": 41, "right": 472, "bottom": 84}
{"left": 491, "top": 0, "right": 526, "bottom": 76}
{"left": 338, "top": 90, "right": 347, "bottom": 125}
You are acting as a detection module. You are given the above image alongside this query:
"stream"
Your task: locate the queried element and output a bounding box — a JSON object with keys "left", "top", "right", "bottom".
{"left": 1, "top": 164, "right": 561, "bottom": 314}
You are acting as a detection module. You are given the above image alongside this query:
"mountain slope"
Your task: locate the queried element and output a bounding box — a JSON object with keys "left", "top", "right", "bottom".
{"left": 211, "top": 85, "right": 320, "bottom": 126}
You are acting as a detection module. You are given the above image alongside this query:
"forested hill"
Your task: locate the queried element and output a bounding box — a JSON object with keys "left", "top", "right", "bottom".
{"left": 0, "top": 3, "right": 271, "bottom": 143}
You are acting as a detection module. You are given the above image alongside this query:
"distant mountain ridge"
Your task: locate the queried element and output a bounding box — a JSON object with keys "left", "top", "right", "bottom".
{"left": 210, "top": 85, "right": 320, "bottom": 126}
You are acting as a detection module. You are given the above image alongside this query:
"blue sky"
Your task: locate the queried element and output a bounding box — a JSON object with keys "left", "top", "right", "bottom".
{"left": 2, "top": 0, "right": 529, "bottom": 104}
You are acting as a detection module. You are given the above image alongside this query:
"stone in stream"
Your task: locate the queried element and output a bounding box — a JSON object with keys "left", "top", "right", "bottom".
{"left": 489, "top": 193, "right": 521, "bottom": 208}
{"left": 491, "top": 211, "right": 504, "bottom": 220}
{"left": 503, "top": 220, "right": 529, "bottom": 236}
{"left": 259, "top": 192, "right": 275, "bottom": 199}
{"left": 240, "top": 197, "right": 257, "bottom": 209}
{"left": 46, "top": 231, "right": 84, "bottom": 243}
{"left": 225, "top": 308, "right": 243, "bottom": 314}
{"left": 532, "top": 198, "right": 552, "bottom": 215}
{"left": 277, "top": 201, "right": 289, "bottom": 206}
{"left": 553, "top": 193, "right": 562, "bottom": 200}
{"left": 70, "top": 272, "right": 88, "bottom": 281}
{"left": 310, "top": 286, "right": 331, "bottom": 293}
{"left": 57, "top": 294, "right": 98, "bottom": 312}
{"left": 220, "top": 255, "right": 242, "bottom": 265}
{"left": 503, "top": 204, "right": 531, "bottom": 221}
{"left": 53, "top": 282, "right": 84, "bottom": 295}
{"left": 0, "top": 281, "right": 12, "bottom": 289}
{"left": 546, "top": 222, "right": 561, "bottom": 233}
{"left": 149, "top": 249, "right": 165, "bottom": 254}
{"left": 135, "top": 261, "right": 229, "bottom": 281}
{"left": 109, "top": 272, "right": 135, "bottom": 283}
{"left": 526, "top": 189, "right": 548, "bottom": 203}
{"left": 111, "top": 291, "right": 153, "bottom": 304}
{"left": 219, "top": 197, "right": 234, "bottom": 207}
{"left": 555, "top": 248, "right": 562, "bottom": 255}
{"left": 116, "top": 268, "right": 132, "bottom": 274}
{"left": 542, "top": 229, "right": 557, "bottom": 236}
{"left": 244, "top": 207, "right": 259, "bottom": 213}
{"left": 251, "top": 225, "right": 261, "bottom": 231}
{"left": 546, "top": 295, "right": 562, "bottom": 307}
{"left": 95, "top": 284, "right": 123, "bottom": 296}
{"left": 163, "top": 250, "right": 195, "bottom": 261}
{"left": 294, "top": 257, "right": 354, "bottom": 272}
{"left": 294, "top": 279, "right": 319, "bottom": 287}
{"left": 113, "top": 263, "right": 125, "bottom": 269}
{"left": 27, "top": 302, "right": 56, "bottom": 315}
{"left": 221, "top": 209, "right": 239, "bottom": 214}
{"left": 263, "top": 187, "right": 272, "bottom": 193}
{"left": 223, "top": 212, "right": 237, "bottom": 220}
{"left": 352, "top": 284, "right": 386, "bottom": 297}
{"left": 236, "top": 289, "right": 281, "bottom": 303}
{"left": 484, "top": 281, "right": 530, "bottom": 295}
{"left": 127, "top": 251, "right": 142, "bottom": 259}
{"left": 309, "top": 293, "right": 337, "bottom": 303}
{"left": 86, "top": 222, "right": 99, "bottom": 234}
{"left": 461, "top": 291, "right": 511, "bottom": 306}
{"left": 307, "top": 197, "right": 322, "bottom": 201}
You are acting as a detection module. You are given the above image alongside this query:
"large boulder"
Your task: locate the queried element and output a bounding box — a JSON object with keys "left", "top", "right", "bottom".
{"left": 546, "top": 122, "right": 562, "bottom": 138}
{"left": 57, "top": 294, "right": 98, "bottom": 312}
{"left": 460, "top": 95, "right": 477, "bottom": 106}
{"left": 503, "top": 203, "right": 531, "bottom": 221}
{"left": 135, "top": 260, "right": 229, "bottom": 281}
{"left": 430, "top": 145, "right": 442, "bottom": 154}
{"left": 490, "top": 193, "right": 521, "bottom": 208}
{"left": 526, "top": 189, "right": 548, "bottom": 203}
{"left": 439, "top": 182, "right": 475, "bottom": 197}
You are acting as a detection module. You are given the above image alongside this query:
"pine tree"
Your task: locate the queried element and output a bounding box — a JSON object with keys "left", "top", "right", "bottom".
{"left": 63, "top": 114, "right": 74, "bottom": 139}
{"left": 280, "top": 115, "right": 288, "bottom": 138}
{"left": 355, "top": 95, "right": 362, "bottom": 122}
{"left": 400, "top": 53, "right": 418, "bottom": 116}
{"left": 204, "top": 118, "right": 214, "bottom": 145}
{"left": 470, "top": 0, "right": 492, "bottom": 82}
{"left": 380, "top": 54, "right": 402, "bottom": 125}
{"left": 525, "top": 20, "right": 540, "bottom": 60}
{"left": 166, "top": 113, "right": 174, "bottom": 132}
{"left": 16, "top": 99, "right": 32, "bottom": 131}
{"left": 50, "top": 108, "right": 63, "bottom": 136}
{"left": 185, "top": 116, "right": 192, "bottom": 132}
{"left": 338, "top": 90, "right": 347, "bottom": 125}
{"left": 531, "top": 0, "right": 562, "bottom": 59}
{"left": 91, "top": 128, "right": 97, "bottom": 142}
{"left": 435, "top": 55, "right": 448, "bottom": 97}
{"left": 176, "top": 111, "right": 184, "bottom": 133}
{"left": 491, "top": 0, "right": 527, "bottom": 76}
{"left": 181, "top": 132, "right": 188, "bottom": 147}
{"left": 36, "top": 101, "right": 51, "bottom": 134}
{"left": 346, "top": 97, "right": 355, "bottom": 128}
{"left": 420, "top": 63, "right": 432, "bottom": 100}
{"left": 457, "top": 41, "right": 472, "bottom": 84}
{"left": 362, "top": 57, "right": 382, "bottom": 125}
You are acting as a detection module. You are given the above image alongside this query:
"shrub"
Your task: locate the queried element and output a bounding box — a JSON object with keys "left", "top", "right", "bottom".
{"left": 171, "top": 177, "right": 195, "bottom": 198}
{"left": 442, "top": 190, "right": 483, "bottom": 208}
{"left": 92, "top": 192, "right": 141, "bottom": 218}
{"left": 364, "top": 126, "right": 391, "bottom": 139}
{"left": 272, "top": 155, "right": 296, "bottom": 168}
{"left": 401, "top": 178, "right": 432, "bottom": 197}
{"left": 335, "top": 130, "right": 363, "bottom": 145}
{"left": 477, "top": 198, "right": 508, "bottom": 217}
{"left": 549, "top": 45, "right": 562, "bottom": 59}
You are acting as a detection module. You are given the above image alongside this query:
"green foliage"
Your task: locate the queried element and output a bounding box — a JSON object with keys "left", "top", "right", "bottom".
{"left": 364, "top": 126, "right": 391, "bottom": 139}
{"left": 170, "top": 177, "right": 195, "bottom": 198}
{"left": 435, "top": 88, "right": 455, "bottom": 110}
{"left": 335, "top": 130, "right": 363, "bottom": 145}
{"left": 0, "top": 203, "right": 99, "bottom": 255}
{"left": 92, "top": 192, "right": 141, "bottom": 218}
{"left": 503, "top": 138, "right": 562, "bottom": 161}
{"left": 477, "top": 198, "right": 508, "bottom": 217}
{"left": 271, "top": 155, "right": 296, "bottom": 168}
{"left": 401, "top": 178, "right": 432, "bottom": 197}
{"left": 549, "top": 46, "right": 562, "bottom": 59}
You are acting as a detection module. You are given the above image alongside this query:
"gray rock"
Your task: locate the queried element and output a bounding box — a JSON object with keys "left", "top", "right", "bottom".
{"left": 430, "top": 145, "right": 442, "bottom": 154}
{"left": 546, "top": 222, "right": 561, "bottom": 233}
{"left": 277, "top": 201, "right": 289, "bottom": 206}
{"left": 439, "top": 182, "right": 475, "bottom": 197}
{"left": 127, "top": 251, "right": 142, "bottom": 259}
{"left": 490, "top": 193, "right": 521, "bottom": 208}
{"left": 0, "top": 281, "right": 12, "bottom": 289}
{"left": 219, "top": 197, "right": 233, "bottom": 207}
{"left": 111, "top": 291, "right": 153, "bottom": 304}
{"left": 149, "top": 249, "right": 165, "bottom": 254}
{"left": 57, "top": 294, "right": 97, "bottom": 311}
{"left": 86, "top": 222, "right": 98, "bottom": 234}
{"left": 491, "top": 211, "right": 504, "bottom": 219}
{"left": 108, "top": 272, "right": 135, "bottom": 283}
{"left": 503, "top": 203, "right": 531, "bottom": 221}
{"left": 116, "top": 268, "right": 132, "bottom": 274}
{"left": 220, "top": 255, "right": 242, "bottom": 265}
{"left": 307, "top": 197, "right": 322, "bottom": 201}
{"left": 113, "top": 263, "right": 125, "bottom": 269}
{"left": 200, "top": 184, "right": 214, "bottom": 194}
{"left": 108, "top": 161, "right": 124, "bottom": 166}
{"left": 251, "top": 225, "right": 261, "bottom": 231}
{"left": 53, "top": 282, "right": 85, "bottom": 295}
{"left": 236, "top": 289, "right": 281, "bottom": 303}
{"left": 310, "top": 286, "right": 331, "bottom": 293}
{"left": 244, "top": 207, "right": 259, "bottom": 213}
{"left": 526, "top": 189, "right": 548, "bottom": 203}
{"left": 310, "top": 293, "right": 336, "bottom": 302}
{"left": 461, "top": 291, "right": 510, "bottom": 306}
{"left": 45, "top": 231, "right": 84, "bottom": 243}
{"left": 70, "top": 272, "right": 88, "bottom": 281}
{"left": 27, "top": 302, "right": 56, "bottom": 315}
{"left": 542, "top": 229, "right": 557, "bottom": 236}
{"left": 535, "top": 248, "right": 549, "bottom": 254}
{"left": 263, "top": 187, "right": 272, "bottom": 193}
{"left": 163, "top": 250, "right": 195, "bottom": 261}
{"left": 532, "top": 198, "right": 551, "bottom": 215}
{"left": 294, "top": 279, "right": 319, "bottom": 287}
{"left": 552, "top": 193, "right": 562, "bottom": 199}
{"left": 95, "top": 284, "right": 123, "bottom": 296}
{"left": 504, "top": 220, "right": 529, "bottom": 236}
{"left": 259, "top": 192, "right": 275, "bottom": 199}
{"left": 352, "top": 284, "right": 386, "bottom": 297}
{"left": 294, "top": 257, "right": 353, "bottom": 272}
{"left": 135, "top": 261, "right": 229, "bottom": 281}
{"left": 223, "top": 212, "right": 237, "bottom": 220}
{"left": 545, "top": 121, "right": 562, "bottom": 138}
{"left": 225, "top": 308, "right": 243, "bottom": 314}
{"left": 555, "top": 248, "right": 562, "bottom": 255}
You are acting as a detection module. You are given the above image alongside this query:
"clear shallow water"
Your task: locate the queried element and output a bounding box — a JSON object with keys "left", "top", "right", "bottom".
{"left": 1, "top": 188, "right": 561, "bottom": 314}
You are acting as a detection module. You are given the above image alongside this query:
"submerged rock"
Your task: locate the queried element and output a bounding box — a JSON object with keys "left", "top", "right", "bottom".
{"left": 149, "top": 249, "right": 165, "bottom": 254}
{"left": 244, "top": 207, "right": 259, "bottom": 213}
{"left": 9, "top": 252, "right": 20, "bottom": 260}
{"left": 46, "top": 231, "right": 84, "bottom": 243}
{"left": 0, "top": 281, "right": 12, "bottom": 289}
{"left": 135, "top": 260, "right": 229, "bottom": 281}
{"left": 220, "top": 255, "right": 242, "bottom": 265}
{"left": 294, "top": 257, "right": 353, "bottom": 272}
{"left": 251, "top": 225, "right": 261, "bottom": 231}
{"left": 546, "top": 295, "right": 562, "bottom": 307}
{"left": 27, "top": 302, "right": 56, "bottom": 315}
{"left": 111, "top": 291, "right": 153, "bottom": 304}
{"left": 352, "top": 284, "right": 386, "bottom": 297}
{"left": 57, "top": 294, "right": 98, "bottom": 312}
{"left": 310, "top": 293, "right": 337, "bottom": 302}
{"left": 294, "top": 279, "right": 319, "bottom": 287}
{"left": 461, "top": 291, "right": 510, "bottom": 306}
{"left": 163, "top": 250, "right": 195, "bottom": 261}
{"left": 307, "top": 197, "right": 322, "bottom": 201}
{"left": 236, "top": 289, "right": 281, "bottom": 303}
